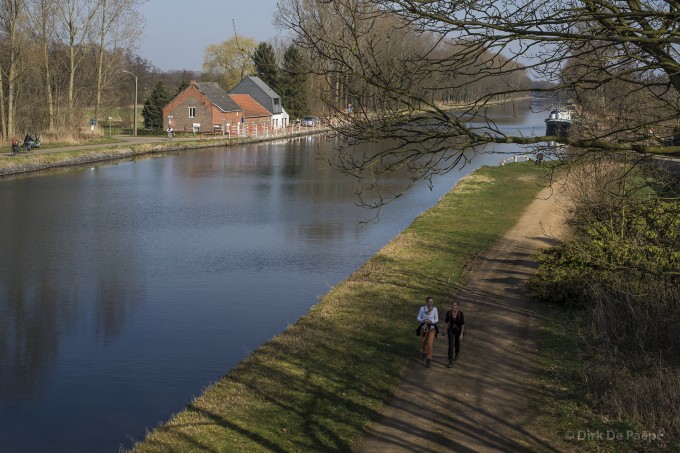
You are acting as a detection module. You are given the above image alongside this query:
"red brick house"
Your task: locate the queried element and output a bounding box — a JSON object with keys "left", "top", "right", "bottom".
{"left": 229, "top": 94, "right": 274, "bottom": 133}
{"left": 230, "top": 76, "right": 289, "bottom": 128}
{"left": 163, "top": 81, "right": 244, "bottom": 134}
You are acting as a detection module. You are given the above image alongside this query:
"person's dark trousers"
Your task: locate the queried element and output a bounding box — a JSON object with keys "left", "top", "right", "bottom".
{"left": 447, "top": 326, "right": 461, "bottom": 361}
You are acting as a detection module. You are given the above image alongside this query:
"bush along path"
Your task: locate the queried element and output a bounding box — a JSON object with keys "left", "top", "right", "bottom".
{"left": 129, "top": 163, "right": 553, "bottom": 453}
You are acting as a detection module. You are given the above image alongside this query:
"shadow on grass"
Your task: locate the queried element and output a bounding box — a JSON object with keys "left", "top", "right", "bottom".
{"left": 130, "top": 164, "right": 554, "bottom": 452}
{"left": 357, "top": 232, "right": 567, "bottom": 452}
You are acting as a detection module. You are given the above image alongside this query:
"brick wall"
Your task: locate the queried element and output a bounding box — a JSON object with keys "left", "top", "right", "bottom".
{"left": 212, "top": 106, "right": 241, "bottom": 133}
{"left": 163, "top": 84, "right": 241, "bottom": 133}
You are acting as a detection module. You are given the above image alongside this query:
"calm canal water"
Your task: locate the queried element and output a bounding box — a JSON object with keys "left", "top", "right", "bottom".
{"left": 0, "top": 103, "right": 545, "bottom": 452}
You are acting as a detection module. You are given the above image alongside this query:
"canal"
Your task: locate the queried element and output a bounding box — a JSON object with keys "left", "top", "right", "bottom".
{"left": 0, "top": 103, "right": 544, "bottom": 452}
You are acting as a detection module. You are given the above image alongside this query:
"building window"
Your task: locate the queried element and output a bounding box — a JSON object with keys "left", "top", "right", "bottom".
{"left": 274, "top": 98, "right": 280, "bottom": 106}
{"left": 189, "top": 107, "right": 196, "bottom": 118}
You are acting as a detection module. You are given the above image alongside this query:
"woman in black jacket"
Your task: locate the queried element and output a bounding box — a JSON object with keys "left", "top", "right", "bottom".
{"left": 445, "top": 300, "right": 465, "bottom": 367}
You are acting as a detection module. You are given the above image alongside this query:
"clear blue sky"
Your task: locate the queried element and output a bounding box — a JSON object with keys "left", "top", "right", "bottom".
{"left": 138, "top": 0, "right": 282, "bottom": 72}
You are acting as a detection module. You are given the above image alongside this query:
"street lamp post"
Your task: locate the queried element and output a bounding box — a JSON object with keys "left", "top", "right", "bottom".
{"left": 122, "top": 70, "right": 138, "bottom": 136}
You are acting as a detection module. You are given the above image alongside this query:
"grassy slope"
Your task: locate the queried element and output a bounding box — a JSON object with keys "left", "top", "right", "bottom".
{"left": 0, "top": 133, "right": 320, "bottom": 177}
{"left": 130, "top": 163, "right": 546, "bottom": 452}
{"left": 0, "top": 140, "right": 220, "bottom": 176}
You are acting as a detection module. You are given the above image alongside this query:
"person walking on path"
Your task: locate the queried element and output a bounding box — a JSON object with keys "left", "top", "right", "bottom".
{"left": 167, "top": 126, "right": 174, "bottom": 140}
{"left": 445, "top": 300, "right": 465, "bottom": 367}
{"left": 535, "top": 150, "right": 544, "bottom": 165}
{"left": 416, "top": 296, "right": 439, "bottom": 368}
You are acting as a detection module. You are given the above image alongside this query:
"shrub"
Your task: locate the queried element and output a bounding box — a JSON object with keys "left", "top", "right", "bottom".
{"left": 529, "top": 164, "right": 680, "bottom": 443}
{"left": 585, "top": 355, "right": 680, "bottom": 440}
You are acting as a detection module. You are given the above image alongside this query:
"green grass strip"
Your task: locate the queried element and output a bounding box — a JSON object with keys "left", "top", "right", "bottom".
{"left": 130, "top": 163, "right": 547, "bottom": 452}
{"left": 0, "top": 140, "right": 220, "bottom": 176}
{"left": 0, "top": 132, "right": 321, "bottom": 177}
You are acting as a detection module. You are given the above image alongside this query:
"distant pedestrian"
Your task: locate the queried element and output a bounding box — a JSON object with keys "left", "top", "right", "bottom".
{"left": 535, "top": 150, "right": 544, "bottom": 165}
{"left": 11, "top": 137, "right": 19, "bottom": 155}
{"left": 416, "top": 296, "right": 439, "bottom": 368}
{"left": 445, "top": 300, "right": 465, "bottom": 367}
{"left": 167, "top": 126, "right": 174, "bottom": 140}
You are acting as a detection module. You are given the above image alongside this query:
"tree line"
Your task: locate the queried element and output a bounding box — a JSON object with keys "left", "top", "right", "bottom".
{"left": 0, "top": 0, "right": 313, "bottom": 140}
{"left": 0, "top": 0, "right": 149, "bottom": 141}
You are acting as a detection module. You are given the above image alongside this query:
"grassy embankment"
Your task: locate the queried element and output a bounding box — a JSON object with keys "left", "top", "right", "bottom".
{"left": 0, "top": 141, "right": 197, "bottom": 176}
{"left": 0, "top": 131, "right": 320, "bottom": 176}
{"left": 129, "top": 162, "right": 549, "bottom": 452}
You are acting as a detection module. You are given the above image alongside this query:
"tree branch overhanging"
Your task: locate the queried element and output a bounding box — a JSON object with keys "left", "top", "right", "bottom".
{"left": 277, "top": 0, "right": 680, "bottom": 206}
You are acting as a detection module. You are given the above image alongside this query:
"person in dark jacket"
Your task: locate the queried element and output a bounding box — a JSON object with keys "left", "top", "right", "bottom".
{"left": 444, "top": 300, "right": 465, "bottom": 367}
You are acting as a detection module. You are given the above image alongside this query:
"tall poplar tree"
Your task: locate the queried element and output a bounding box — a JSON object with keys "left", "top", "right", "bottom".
{"left": 252, "top": 42, "right": 279, "bottom": 92}
{"left": 279, "top": 44, "right": 308, "bottom": 119}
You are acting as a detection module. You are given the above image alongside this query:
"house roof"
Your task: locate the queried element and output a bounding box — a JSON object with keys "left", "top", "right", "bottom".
{"left": 229, "top": 94, "right": 272, "bottom": 118}
{"left": 194, "top": 82, "right": 240, "bottom": 112}
{"left": 229, "top": 76, "right": 282, "bottom": 114}
{"left": 245, "top": 76, "right": 279, "bottom": 99}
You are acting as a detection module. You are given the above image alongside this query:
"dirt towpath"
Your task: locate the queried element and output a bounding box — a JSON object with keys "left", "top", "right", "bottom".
{"left": 357, "top": 185, "right": 570, "bottom": 452}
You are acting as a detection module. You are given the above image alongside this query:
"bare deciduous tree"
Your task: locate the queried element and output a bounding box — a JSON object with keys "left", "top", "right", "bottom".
{"left": 54, "top": 0, "right": 99, "bottom": 127}
{"left": 0, "top": 0, "right": 145, "bottom": 138}
{"left": 35, "top": 0, "right": 57, "bottom": 131}
{"left": 278, "top": 0, "right": 680, "bottom": 204}
{"left": 93, "top": 0, "right": 146, "bottom": 127}
{"left": 0, "top": 0, "right": 27, "bottom": 141}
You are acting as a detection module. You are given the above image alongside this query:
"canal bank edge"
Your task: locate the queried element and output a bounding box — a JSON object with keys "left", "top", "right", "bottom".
{"left": 0, "top": 97, "right": 533, "bottom": 178}
{"left": 0, "top": 129, "right": 327, "bottom": 177}
{"left": 129, "top": 162, "right": 553, "bottom": 452}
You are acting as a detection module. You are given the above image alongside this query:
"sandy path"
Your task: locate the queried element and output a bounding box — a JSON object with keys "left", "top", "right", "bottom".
{"left": 357, "top": 185, "right": 569, "bottom": 452}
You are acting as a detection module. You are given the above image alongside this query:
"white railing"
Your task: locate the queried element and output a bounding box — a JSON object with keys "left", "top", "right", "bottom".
{"left": 184, "top": 122, "right": 327, "bottom": 142}
{"left": 224, "top": 122, "right": 326, "bottom": 139}
{"left": 500, "top": 155, "right": 533, "bottom": 165}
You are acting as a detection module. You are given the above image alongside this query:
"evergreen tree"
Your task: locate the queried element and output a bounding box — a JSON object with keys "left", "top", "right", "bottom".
{"left": 142, "top": 81, "right": 171, "bottom": 130}
{"left": 176, "top": 80, "right": 189, "bottom": 96}
{"left": 279, "top": 45, "right": 309, "bottom": 119}
{"left": 252, "top": 42, "right": 279, "bottom": 92}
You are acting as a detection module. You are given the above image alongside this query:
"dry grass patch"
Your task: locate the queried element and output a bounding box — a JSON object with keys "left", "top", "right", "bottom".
{"left": 452, "top": 174, "right": 496, "bottom": 194}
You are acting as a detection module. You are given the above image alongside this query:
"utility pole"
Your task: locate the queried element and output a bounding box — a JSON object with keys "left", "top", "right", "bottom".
{"left": 122, "top": 70, "right": 138, "bottom": 136}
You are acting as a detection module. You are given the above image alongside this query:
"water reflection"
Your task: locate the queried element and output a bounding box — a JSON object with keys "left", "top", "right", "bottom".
{"left": 0, "top": 103, "right": 545, "bottom": 452}
{"left": 1, "top": 177, "right": 146, "bottom": 402}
